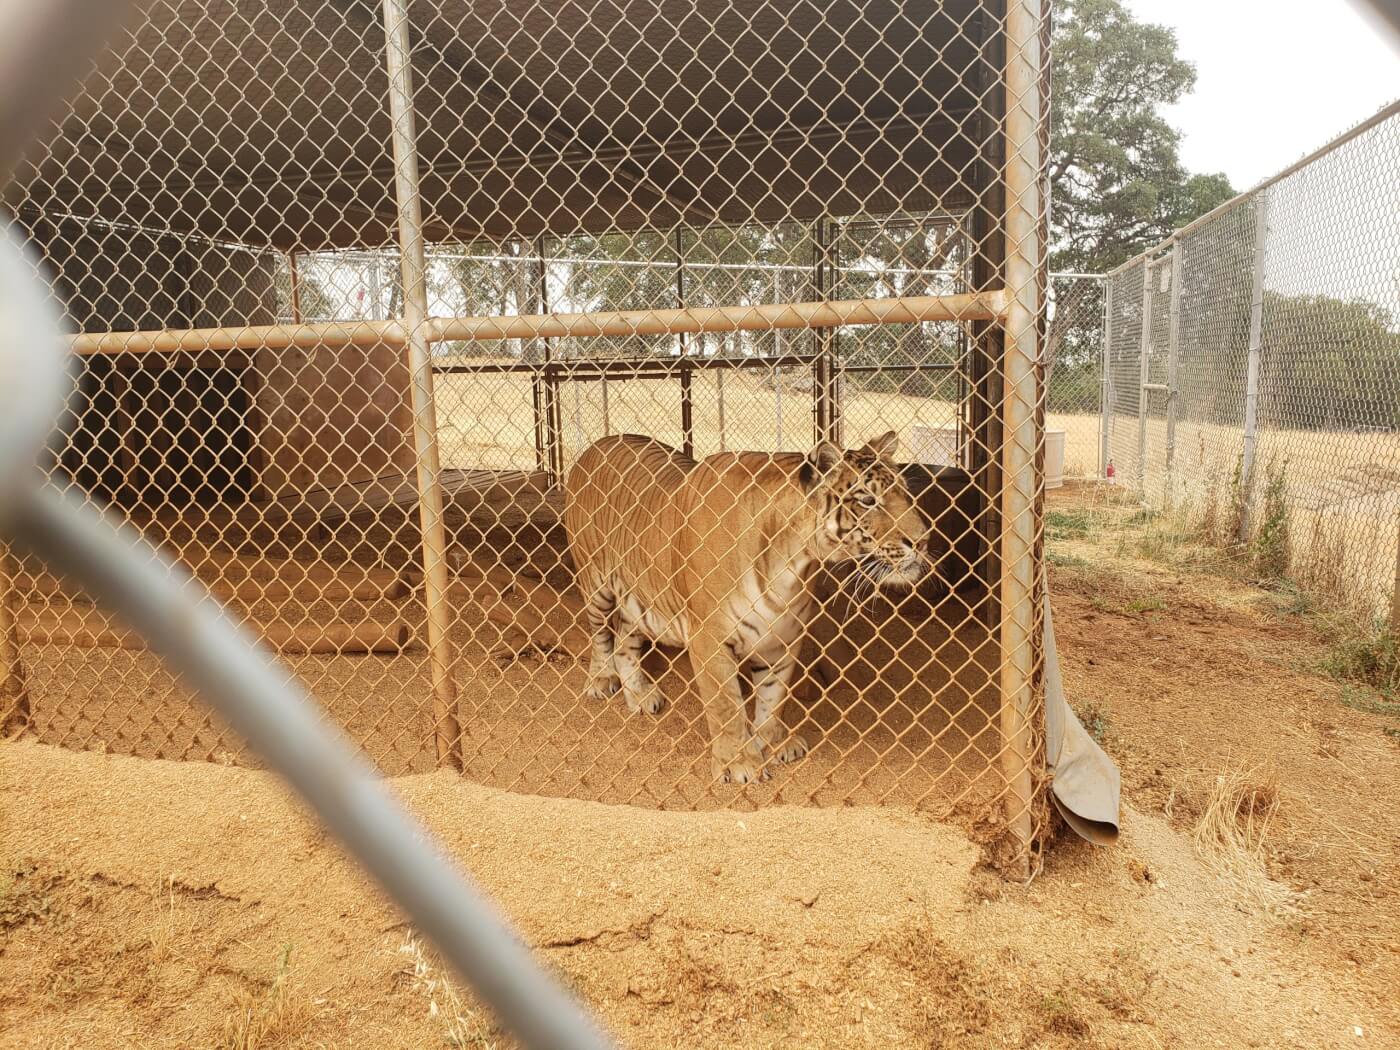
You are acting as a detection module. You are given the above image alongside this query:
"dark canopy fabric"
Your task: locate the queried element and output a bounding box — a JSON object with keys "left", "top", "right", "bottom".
{"left": 9, "top": 0, "right": 995, "bottom": 251}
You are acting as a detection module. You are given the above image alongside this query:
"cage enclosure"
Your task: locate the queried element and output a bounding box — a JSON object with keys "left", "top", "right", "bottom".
{"left": 2, "top": 0, "right": 1053, "bottom": 872}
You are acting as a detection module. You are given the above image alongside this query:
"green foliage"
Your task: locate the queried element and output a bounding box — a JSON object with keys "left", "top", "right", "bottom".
{"left": 1257, "top": 294, "right": 1400, "bottom": 430}
{"left": 1251, "top": 456, "right": 1291, "bottom": 579}
{"left": 1050, "top": 0, "right": 1236, "bottom": 272}
{"left": 1322, "top": 624, "right": 1399, "bottom": 695}
{"left": 1046, "top": 509, "right": 1093, "bottom": 540}
{"left": 1072, "top": 701, "right": 1113, "bottom": 746}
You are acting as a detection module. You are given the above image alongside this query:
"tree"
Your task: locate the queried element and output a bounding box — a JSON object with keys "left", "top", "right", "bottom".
{"left": 1050, "top": 0, "right": 1236, "bottom": 272}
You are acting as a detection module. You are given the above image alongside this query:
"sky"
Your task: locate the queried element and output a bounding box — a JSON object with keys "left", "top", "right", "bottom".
{"left": 1123, "top": 0, "right": 1399, "bottom": 191}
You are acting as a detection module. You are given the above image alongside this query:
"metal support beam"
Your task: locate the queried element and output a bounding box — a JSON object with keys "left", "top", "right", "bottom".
{"left": 1135, "top": 260, "right": 1154, "bottom": 492}
{"left": 381, "top": 0, "right": 462, "bottom": 771}
{"left": 1239, "top": 191, "right": 1270, "bottom": 543}
{"left": 999, "top": 0, "right": 1045, "bottom": 879}
{"left": 675, "top": 229, "right": 694, "bottom": 458}
{"left": 1164, "top": 242, "right": 1182, "bottom": 505}
{"left": 1099, "top": 274, "right": 1114, "bottom": 478}
{"left": 288, "top": 252, "right": 303, "bottom": 324}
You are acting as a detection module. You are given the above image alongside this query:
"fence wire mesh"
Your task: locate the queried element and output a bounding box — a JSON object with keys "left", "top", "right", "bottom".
{"left": 1105, "top": 102, "right": 1400, "bottom": 618}
{"left": 1, "top": 0, "right": 1055, "bottom": 867}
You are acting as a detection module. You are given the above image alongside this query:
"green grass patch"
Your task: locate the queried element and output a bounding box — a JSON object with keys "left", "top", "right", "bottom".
{"left": 1319, "top": 621, "right": 1399, "bottom": 694}
{"left": 1338, "top": 685, "right": 1400, "bottom": 717}
{"left": 1045, "top": 509, "right": 1094, "bottom": 541}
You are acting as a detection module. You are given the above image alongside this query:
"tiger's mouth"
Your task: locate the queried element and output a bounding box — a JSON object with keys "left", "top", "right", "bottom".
{"left": 852, "top": 548, "right": 929, "bottom": 592}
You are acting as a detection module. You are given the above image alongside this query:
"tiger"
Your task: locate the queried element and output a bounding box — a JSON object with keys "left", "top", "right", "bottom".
{"left": 562, "top": 430, "right": 931, "bottom": 784}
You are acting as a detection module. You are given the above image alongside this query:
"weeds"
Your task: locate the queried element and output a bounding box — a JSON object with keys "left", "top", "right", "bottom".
{"left": 1318, "top": 618, "right": 1399, "bottom": 695}
{"left": 219, "top": 943, "right": 311, "bottom": 1050}
{"left": 398, "top": 933, "right": 502, "bottom": 1049}
{"left": 1251, "top": 456, "right": 1291, "bottom": 579}
{"left": 1074, "top": 701, "right": 1113, "bottom": 745}
{"left": 1045, "top": 509, "right": 1093, "bottom": 541}
{"left": 1338, "top": 684, "right": 1400, "bottom": 717}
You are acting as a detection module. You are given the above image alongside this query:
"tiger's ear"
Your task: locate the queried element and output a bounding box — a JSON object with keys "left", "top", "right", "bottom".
{"left": 859, "top": 431, "right": 899, "bottom": 461}
{"left": 800, "top": 441, "right": 843, "bottom": 490}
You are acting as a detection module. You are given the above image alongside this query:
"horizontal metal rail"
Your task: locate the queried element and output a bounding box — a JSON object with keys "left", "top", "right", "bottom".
{"left": 71, "top": 290, "right": 1008, "bottom": 356}
{"left": 431, "top": 354, "right": 960, "bottom": 378}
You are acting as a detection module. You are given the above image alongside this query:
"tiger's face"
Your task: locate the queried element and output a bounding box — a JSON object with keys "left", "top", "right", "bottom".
{"left": 800, "top": 431, "right": 931, "bottom": 589}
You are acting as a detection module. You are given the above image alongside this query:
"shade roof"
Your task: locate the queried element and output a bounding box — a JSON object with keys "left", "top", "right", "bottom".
{"left": 10, "top": 0, "right": 996, "bottom": 251}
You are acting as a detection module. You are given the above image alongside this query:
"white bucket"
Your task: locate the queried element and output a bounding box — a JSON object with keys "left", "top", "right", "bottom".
{"left": 1045, "top": 428, "right": 1066, "bottom": 489}
{"left": 909, "top": 425, "right": 960, "bottom": 468}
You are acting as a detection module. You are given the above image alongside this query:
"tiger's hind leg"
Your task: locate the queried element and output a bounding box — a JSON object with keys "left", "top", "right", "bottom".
{"left": 583, "top": 585, "right": 621, "bottom": 701}
{"left": 750, "top": 652, "right": 808, "bottom": 764}
{"left": 613, "top": 627, "right": 666, "bottom": 716}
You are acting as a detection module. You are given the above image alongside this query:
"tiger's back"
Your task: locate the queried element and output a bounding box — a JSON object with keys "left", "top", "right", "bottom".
{"left": 563, "top": 434, "right": 695, "bottom": 641}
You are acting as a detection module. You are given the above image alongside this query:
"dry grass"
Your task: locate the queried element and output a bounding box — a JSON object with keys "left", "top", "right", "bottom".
{"left": 219, "top": 943, "right": 312, "bottom": 1050}
{"left": 1127, "top": 414, "right": 1400, "bottom": 616}
{"left": 433, "top": 366, "right": 1106, "bottom": 476}
{"left": 396, "top": 933, "right": 503, "bottom": 1049}
{"left": 1191, "top": 765, "right": 1299, "bottom": 919}
{"left": 146, "top": 876, "right": 180, "bottom": 965}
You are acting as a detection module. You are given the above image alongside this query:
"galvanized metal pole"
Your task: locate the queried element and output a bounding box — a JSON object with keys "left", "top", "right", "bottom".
{"left": 1135, "top": 260, "right": 1154, "bottom": 494}
{"left": 1099, "top": 274, "right": 1114, "bottom": 478}
{"left": 288, "top": 252, "right": 303, "bottom": 324}
{"left": 1391, "top": 509, "right": 1400, "bottom": 636}
{"left": 1164, "top": 242, "right": 1183, "bottom": 506}
{"left": 381, "top": 0, "right": 462, "bottom": 770}
{"left": 1239, "top": 191, "right": 1270, "bottom": 543}
{"left": 999, "top": 0, "right": 1044, "bottom": 878}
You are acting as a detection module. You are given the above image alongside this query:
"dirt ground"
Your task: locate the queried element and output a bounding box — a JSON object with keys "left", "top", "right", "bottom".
{"left": 3, "top": 481, "right": 1399, "bottom": 1047}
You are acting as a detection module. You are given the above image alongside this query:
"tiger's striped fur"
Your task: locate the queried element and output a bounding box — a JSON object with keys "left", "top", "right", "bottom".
{"left": 563, "top": 431, "right": 930, "bottom": 784}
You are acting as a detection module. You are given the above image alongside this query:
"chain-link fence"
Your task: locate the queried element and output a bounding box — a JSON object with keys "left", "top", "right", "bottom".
{"left": 2, "top": 0, "right": 1054, "bottom": 871}
{"left": 1106, "top": 101, "right": 1400, "bottom": 618}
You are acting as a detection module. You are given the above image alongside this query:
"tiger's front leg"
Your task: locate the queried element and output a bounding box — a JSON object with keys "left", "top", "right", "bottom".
{"left": 750, "top": 651, "right": 808, "bottom": 764}
{"left": 613, "top": 628, "right": 666, "bottom": 715}
{"left": 691, "top": 626, "right": 765, "bottom": 784}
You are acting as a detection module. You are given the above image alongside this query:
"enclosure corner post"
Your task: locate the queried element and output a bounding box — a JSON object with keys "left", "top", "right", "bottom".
{"left": 381, "top": 0, "right": 462, "bottom": 771}
{"left": 0, "top": 553, "right": 31, "bottom": 736}
{"left": 1135, "top": 261, "right": 1154, "bottom": 494}
{"left": 1164, "top": 242, "right": 1183, "bottom": 506}
{"left": 1238, "top": 190, "right": 1270, "bottom": 544}
{"left": 998, "top": 0, "right": 1046, "bottom": 879}
{"left": 1099, "top": 275, "right": 1114, "bottom": 478}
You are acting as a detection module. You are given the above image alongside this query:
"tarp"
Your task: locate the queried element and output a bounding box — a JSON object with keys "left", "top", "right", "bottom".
{"left": 1043, "top": 590, "right": 1121, "bottom": 845}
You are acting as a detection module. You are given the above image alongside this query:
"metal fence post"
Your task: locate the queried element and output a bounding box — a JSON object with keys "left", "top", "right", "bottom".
{"left": 1239, "top": 190, "right": 1270, "bottom": 543}
{"left": 381, "top": 0, "right": 462, "bottom": 771}
{"left": 1099, "top": 274, "right": 1114, "bottom": 477}
{"left": 1164, "top": 242, "right": 1182, "bottom": 505}
{"left": 1135, "top": 260, "right": 1154, "bottom": 493}
{"left": 1392, "top": 510, "right": 1400, "bottom": 636}
{"left": 999, "top": 0, "right": 1045, "bottom": 877}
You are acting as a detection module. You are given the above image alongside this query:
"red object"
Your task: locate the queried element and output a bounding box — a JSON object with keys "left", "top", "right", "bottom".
{"left": 1105, "top": 460, "right": 1116, "bottom": 480}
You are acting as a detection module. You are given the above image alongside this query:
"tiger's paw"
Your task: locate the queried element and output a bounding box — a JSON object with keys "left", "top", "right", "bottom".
{"left": 712, "top": 750, "right": 769, "bottom": 785}
{"left": 624, "top": 684, "right": 667, "bottom": 716}
{"left": 584, "top": 673, "right": 621, "bottom": 702}
{"left": 771, "top": 733, "right": 809, "bottom": 765}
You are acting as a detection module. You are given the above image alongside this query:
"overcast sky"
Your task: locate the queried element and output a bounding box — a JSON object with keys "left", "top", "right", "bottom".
{"left": 1123, "top": 0, "right": 1399, "bottom": 191}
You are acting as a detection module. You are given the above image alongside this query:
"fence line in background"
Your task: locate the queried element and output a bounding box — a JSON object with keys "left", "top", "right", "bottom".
{"left": 1106, "top": 102, "right": 1400, "bottom": 618}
